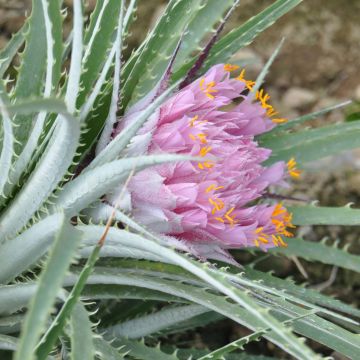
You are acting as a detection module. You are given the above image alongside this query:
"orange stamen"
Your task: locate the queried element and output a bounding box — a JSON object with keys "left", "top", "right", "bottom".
{"left": 287, "top": 158, "right": 301, "bottom": 178}
{"left": 224, "top": 64, "right": 240, "bottom": 72}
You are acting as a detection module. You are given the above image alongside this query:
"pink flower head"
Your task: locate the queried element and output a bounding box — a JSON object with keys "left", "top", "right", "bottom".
{"left": 115, "top": 64, "right": 299, "bottom": 260}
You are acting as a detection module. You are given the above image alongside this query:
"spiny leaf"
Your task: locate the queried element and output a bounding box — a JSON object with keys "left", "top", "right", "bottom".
{"left": 0, "top": 107, "right": 80, "bottom": 240}
{"left": 14, "top": 214, "right": 82, "bottom": 360}
{"left": 12, "top": 0, "right": 50, "bottom": 153}
{"left": 262, "top": 120, "right": 360, "bottom": 165}
{"left": 269, "top": 237, "right": 360, "bottom": 273}
{"left": 290, "top": 204, "right": 360, "bottom": 226}
{"left": 261, "top": 100, "right": 352, "bottom": 136}
{"left": 69, "top": 302, "right": 95, "bottom": 360}
{"left": 122, "top": 0, "right": 203, "bottom": 108}
{"left": 0, "top": 22, "right": 28, "bottom": 78}
{"left": 105, "top": 304, "right": 209, "bottom": 339}
{"left": 0, "top": 213, "right": 64, "bottom": 284}
{"left": 53, "top": 154, "right": 194, "bottom": 216}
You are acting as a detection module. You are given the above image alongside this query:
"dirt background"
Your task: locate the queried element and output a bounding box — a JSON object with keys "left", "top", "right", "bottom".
{"left": 0, "top": 1, "right": 359, "bottom": 358}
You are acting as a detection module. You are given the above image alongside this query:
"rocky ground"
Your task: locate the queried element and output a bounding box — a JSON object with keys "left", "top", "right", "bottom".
{"left": 1, "top": 1, "right": 359, "bottom": 358}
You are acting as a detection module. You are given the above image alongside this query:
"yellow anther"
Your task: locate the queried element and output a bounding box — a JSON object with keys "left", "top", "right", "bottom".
{"left": 215, "top": 217, "right": 225, "bottom": 223}
{"left": 224, "top": 207, "right": 237, "bottom": 226}
{"left": 224, "top": 64, "right": 240, "bottom": 72}
{"left": 198, "top": 161, "right": 214, "bottom": 170}
{"left": 208, "top": 197, "right": 225, "bottom": 214}
{"left": 254, "top": 238, "right": 260, "bottom": 247}
{"left": 258, "top": 236, "right": 269, "bottom": 244}
{"left": 189, "top": 115, "right": 199, "bottom": 127}
{"left": 256, "top": 89, "right": 272, "bottom": 109}
{"left": 199, "top": 146, "right": 212, "bottom": 157}
{"left": 235, "top": 69, "right": 255, "bottom": 91}
{"left": 287, "top": 157, "right": 301, "bottom": 178}
{"left": 236, "top": 69, "right": 246, "bottom": 81}
{"left": 255, "top": 227, "right": 264, "bottom": 234}
{"left": 266, "top": 106, "right": 278, "bottom": 117}
{"left": 197, "top": 133, "right": 207, "bottom": 144}
{"left": 188, "top": 134, "right": 196, "bottom": 141}
{"left": 199, "top": 78, "right": 218, "bottom": 99}
{"left": 203, "top": 161, "right": 214, "bottom": 169}
{"left": 205, "top": 184, "right": 224, "bottom": 193}
{"left": 272, "top": 117, "right": 288, "bottom": 124}
{"left": 272, "top": 203, "right": 286, "bottom": 217}
{"left": 272, "top": 235, "right": 279, "bottom": 246}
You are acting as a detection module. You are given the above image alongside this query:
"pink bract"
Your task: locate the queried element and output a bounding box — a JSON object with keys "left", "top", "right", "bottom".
{"left": 114, "top": 64, "right": 297, "bottom": 261}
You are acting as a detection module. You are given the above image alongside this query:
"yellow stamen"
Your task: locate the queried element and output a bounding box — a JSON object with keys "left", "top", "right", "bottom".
{"left": 189, "top": 115, "right": 199, "bottom": 127}
{"left": 199, "top": 146, "right": 212, "bottom": 157}
{"left": 188, "top": 134, "right": 196, "bottom": 141}
{"left": 200, "top": 78, "right": 218, "bottom": 100}
{"left": 215, "top": 217, "right": 225, "bottom": 223}
{"left": 272, "top": 117, "right": 288, "bottom": 124}
{"left": 224, "top": 64, "right": 240, "bottom": 72}
{"left": 208, "top": 197, "right": 225, "bottom": 214}
{"left": 256, "top": 89, "right": 272, "bottom": 109}
{"left": 235, "top": 69, "right": 255, "bottom": 91}
{"left": 205, "top": 184, "right": 224, "bottom": 193}
{"left": 287, "top": 157, "right": 301, "bottom": 178}
{"left": 224, "top": 207, "right": 237, "bottom": 226}
{"left": 197, "top": 133, "right": 207, "bottom": 144}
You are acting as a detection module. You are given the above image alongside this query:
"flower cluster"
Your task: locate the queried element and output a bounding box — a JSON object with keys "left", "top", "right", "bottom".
{"left": 116, "top": 64, "right": 300, "bottom": 259}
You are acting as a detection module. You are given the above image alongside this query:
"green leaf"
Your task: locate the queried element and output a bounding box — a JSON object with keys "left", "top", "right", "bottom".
{"left": 0, "top": 283, "right": 37, "bottom": 315}
{"left": 173, "top": 0, "right": 235, "bottom": 69}
{"left": 174, "top": 0, "right": 302, "bottom": 80}
{"left": 122, "top": 0, "right": 203, "bottom": 107}
{"left": 0, "top": 96, "right": 14, "bottom": 199}
{"left": 269, "top": 238, "right": 360, "bottom": 273}
{"left": 14, "top": 213, "right": 82, "bottom": 360}
{"left": 69, "top": 303, "right": 95, "bottom": 360}
{"left": 0, "top": 213, "right": 64, "bottom": 284}
{"left": 8, "top": 0, "right": 63, "bottom": 189}
{"left": 0, "top": 22, "right": 28, "bottom": 78}
{"left": 66, "top": 268, "right": 316, "bottom": 360}
{"left": 79, "top": 2, "right": 124, "bottom": 122}
{"left": 0, "top": 107, "right": 80, "bottom": 240}
{"left": 270, "top": 298, "right": 360, "bottom": 359}
{"left": 206, "top": 0, "right": 302, "bottom": 67}
{"left": 12, "top": 0, "right": 56, "bottom": 153}
{"left": 261, "top": 100, "right": 352, "bottom": 135}
{"left": 261, "top": 120, "right": 360, "bottom": 165}
{"left": 252, "top": 38, "right": 284, "bottom": 95}
{"left": 123, "top": 0, "right": 138, "bottom": 36}
{"left": 106, "top": 304, "right": 209, "bottom": 339}
{"left": 242, "top": 266, "right": 360, "bottom": 318}
{"left": 53, "top": 154, "right": 194, "bottom": 217}
{"left": 81, "top": 284, "right": 184, "bottom": 303}
{"left": 96, "top": 0, "right": 124, "bottom": 153}
{"left": 78, "top": 0, "right": 123, "bottom": 109}
{"left": 113, "top": 338, "right": 179, "bottom": 360}
{"left": 290, "top": 204, "right": 360, "bottom": 226}
{"left": 65, "top": 0, "right": 83, "bottom": 114}
{"left": 89, "top": 80, "right": 181, "bottom": 170}
{"left": 93, "top": 337, "right": 125, "bottom": 360}
{"left": 0, "top": 334, "right": 17, "bottom": 351}
{"left": 74, "top": 226, "right": 319, "bottom": 359}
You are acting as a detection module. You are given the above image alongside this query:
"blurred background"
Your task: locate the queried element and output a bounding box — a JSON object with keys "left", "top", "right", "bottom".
{"left": 0, "top": 1, "right": 359, "bottom": 357}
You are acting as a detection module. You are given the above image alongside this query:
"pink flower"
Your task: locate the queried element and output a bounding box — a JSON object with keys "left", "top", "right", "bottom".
{"left": 114, "top": 64, "right": 299, "bottom": 260}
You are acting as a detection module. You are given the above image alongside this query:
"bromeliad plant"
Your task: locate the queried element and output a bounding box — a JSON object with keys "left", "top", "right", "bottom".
{"left": 0, "top": 0, "right": 359, "bottom": 359}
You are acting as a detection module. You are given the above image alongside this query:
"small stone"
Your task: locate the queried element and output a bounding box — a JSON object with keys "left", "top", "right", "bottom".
{"left": 282, "top": 87, "right": 318, "bottom": 109}
{"left": 355, "top": 85, "right": 360, "bottom": 101}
